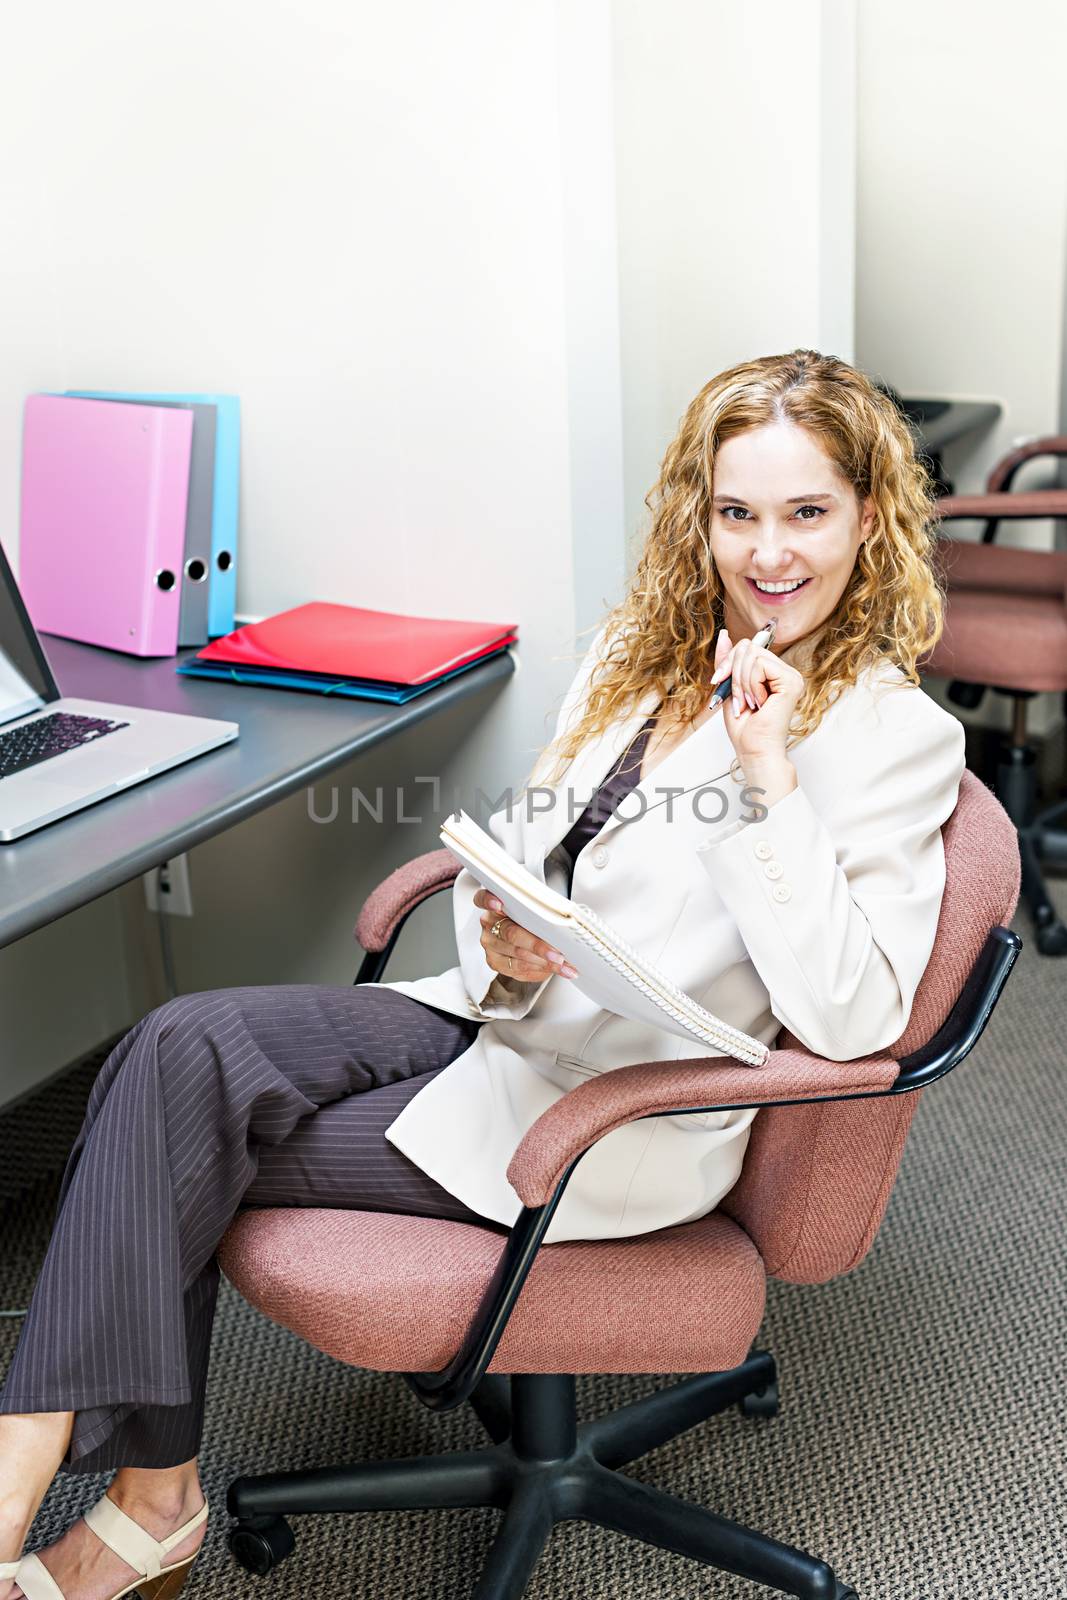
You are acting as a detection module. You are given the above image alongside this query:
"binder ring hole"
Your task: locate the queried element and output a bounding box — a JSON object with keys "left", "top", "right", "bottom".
{"left": 185, "top": 558, "right": 207, "bottom": 582}
{"left": 216, "top": 550, "right": 232, "bottom": 572}
{"left": 155, "top": 569, "right": 177, "bottom": 592}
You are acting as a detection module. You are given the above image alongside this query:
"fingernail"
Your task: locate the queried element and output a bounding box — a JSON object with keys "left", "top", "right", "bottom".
{"left": 489, "top": 898, "right": 503, "bottom": 912}
{"left": 562, "top": 964, "right": 578, "bottom": 978}
{"left": 733, "top": 694, "right": 742, "bottom": 716}
{"left": 546, "top": 950, "right": 564, "bottom": 965}
{"left": 745, "top": 691, "right": 756, "bottom": 710}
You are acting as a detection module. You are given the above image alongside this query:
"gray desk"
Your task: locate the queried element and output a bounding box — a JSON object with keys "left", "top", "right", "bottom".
{"left": 0, "top": 635, "right": 514, "bottom": 949}
{"left": 900, "top": 396, "right": 1003, "bottom": 452}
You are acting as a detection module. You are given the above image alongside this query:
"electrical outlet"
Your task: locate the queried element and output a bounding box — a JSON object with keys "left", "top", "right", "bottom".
{"left": 143, "top": 854, "right": 194, "bottom": 917}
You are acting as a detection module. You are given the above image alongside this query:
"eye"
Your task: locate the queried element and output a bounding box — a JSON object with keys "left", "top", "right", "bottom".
{"left": 794, "top": 505, "right": 826, "bottom": 522}
{"left": 719, "top": 505, "right": 750, "bottom": 522}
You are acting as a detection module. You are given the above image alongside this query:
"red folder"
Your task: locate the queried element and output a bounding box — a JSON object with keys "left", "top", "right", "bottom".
{"left": 194, "top": 602, "right": 518, "bottom": 686}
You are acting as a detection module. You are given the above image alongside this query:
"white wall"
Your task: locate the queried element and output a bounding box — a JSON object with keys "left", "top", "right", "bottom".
{"left": 856, "top": 0, "right": 1067, "bottom": 535}
{"left": 855, "top": 0, "right": 1067, "bottom": 738}
{"left": 0, "top": 0, "right": 627, "bottom": 1103}
{"left": 611, "top": 0, "right": 858, "bottom": 559}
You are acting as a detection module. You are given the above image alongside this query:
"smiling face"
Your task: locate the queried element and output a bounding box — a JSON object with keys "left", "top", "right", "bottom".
{"left": 708, "top": 419, "right": 875, "bottom": 651}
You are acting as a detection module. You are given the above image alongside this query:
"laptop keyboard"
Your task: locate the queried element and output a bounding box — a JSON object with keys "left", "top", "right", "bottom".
{"left": 0, "top": 711, "right": 130, "bottom": 780}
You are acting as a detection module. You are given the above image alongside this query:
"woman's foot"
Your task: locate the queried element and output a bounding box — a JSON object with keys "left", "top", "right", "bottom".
{"left": 0, "top": 1411, "right": 77, "bottom": 1600}
{"left": 7, "top": 1477, "right": 207, "bottom": 1600}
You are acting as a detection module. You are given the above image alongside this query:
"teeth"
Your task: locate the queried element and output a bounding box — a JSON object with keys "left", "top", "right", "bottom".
{"left": 753, "top": 578, "right": 807, "bottom": 593}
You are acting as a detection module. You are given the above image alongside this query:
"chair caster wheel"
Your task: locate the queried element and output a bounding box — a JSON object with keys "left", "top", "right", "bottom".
{"left": 739, "top": 1379, "right": 779, "bottom": 1418}
{"left": 1035, "top": 917, "right": 1067, "bottom": 956}
{"left": 228, "top": 1516, "right": 296, "bottom": 1575}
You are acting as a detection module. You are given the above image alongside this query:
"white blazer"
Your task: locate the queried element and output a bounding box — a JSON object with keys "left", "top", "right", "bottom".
{"left": 369, "top": 625, "right": 967, "bottom": 1244}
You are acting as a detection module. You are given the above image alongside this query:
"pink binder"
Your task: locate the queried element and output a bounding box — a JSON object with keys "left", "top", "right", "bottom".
{"left": 19, "top": 395, "right": 193, "bottom": 657}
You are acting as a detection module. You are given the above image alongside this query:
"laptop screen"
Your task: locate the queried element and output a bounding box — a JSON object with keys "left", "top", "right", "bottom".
{"left": 0, "top": 539, "right": 57, "bottom": 728}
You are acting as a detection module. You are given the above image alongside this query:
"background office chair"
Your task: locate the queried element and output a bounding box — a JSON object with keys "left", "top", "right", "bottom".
{"left": 928, "top": 436, "right": 1067, "bottom": 953}
{"left": 217, "top": 769, "right": 1020, "bottom": 1600}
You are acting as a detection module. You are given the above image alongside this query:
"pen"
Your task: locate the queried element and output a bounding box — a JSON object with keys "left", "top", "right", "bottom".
{"left": 708, "top": 617, "right": 778, "bottom": 711}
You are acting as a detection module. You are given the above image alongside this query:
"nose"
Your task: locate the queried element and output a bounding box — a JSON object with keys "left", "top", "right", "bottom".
{"left": 748, "top": 523, "right": 797, "bottom": 575}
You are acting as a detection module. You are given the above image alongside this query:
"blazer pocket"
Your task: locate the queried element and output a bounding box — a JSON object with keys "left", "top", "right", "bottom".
{"left": 553, "top": 1049, "right": 602, "bottom": 1082}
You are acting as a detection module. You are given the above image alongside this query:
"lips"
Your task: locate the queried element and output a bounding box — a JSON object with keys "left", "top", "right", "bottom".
{"left": 744, "top": 576, "right": 812, "bottom": 604}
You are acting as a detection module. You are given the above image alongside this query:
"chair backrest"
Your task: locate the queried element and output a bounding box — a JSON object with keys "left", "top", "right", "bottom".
{"left": 720, "top": 769, "right": 1020, "bottom": 1284}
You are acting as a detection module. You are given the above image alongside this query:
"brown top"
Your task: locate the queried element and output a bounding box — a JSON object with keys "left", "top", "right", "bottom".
{"left": 557, "top": 713, "right": 659, "bottom": 895}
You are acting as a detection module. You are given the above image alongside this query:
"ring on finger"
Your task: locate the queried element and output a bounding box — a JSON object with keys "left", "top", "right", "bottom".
{"left": 491, "top": 916, "right": 506, "bottom": 940}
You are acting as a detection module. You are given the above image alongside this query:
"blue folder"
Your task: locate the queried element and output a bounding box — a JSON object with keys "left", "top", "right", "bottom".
{"left": 175, "top": 645, "right": 513, "bottom": 703}
{"left": 66, "top": 390, "right": 240, "bottom": 638}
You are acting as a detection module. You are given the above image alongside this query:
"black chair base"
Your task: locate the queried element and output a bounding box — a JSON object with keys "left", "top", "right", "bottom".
{"left": 996, "top": 742, "right": 1067, "bottom": 955}
{"left": 226, "top": 1356, "right": 857, "bottom": 1600}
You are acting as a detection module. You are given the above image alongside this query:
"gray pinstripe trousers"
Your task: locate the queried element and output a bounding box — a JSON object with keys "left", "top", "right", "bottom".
{"left": 0, "top": 984, "right": 495, "bottom": 1475}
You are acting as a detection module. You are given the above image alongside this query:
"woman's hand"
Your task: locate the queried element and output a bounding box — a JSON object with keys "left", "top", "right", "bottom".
{"left": 710, "top": 627, "right": 804, "bottom": 799}
{"left": 474, "top": 888, "right": 579, "bottom": 983}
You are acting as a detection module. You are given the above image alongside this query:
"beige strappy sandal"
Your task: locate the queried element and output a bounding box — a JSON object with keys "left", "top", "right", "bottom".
{"left": 13, "top": 1491, "right": 208, "bottom": 1600}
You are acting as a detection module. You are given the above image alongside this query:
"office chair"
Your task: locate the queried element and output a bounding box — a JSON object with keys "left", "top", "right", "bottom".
{"left": 928, "top": 437, "right": 1067, "bottom": 953}
{"left": 217, "top": 769, "right": 1020, "bottom": 1600}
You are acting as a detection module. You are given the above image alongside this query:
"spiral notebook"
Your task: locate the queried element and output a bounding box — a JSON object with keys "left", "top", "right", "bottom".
{"left": 440, "top": 810, "right": 769, "bottom": 1067}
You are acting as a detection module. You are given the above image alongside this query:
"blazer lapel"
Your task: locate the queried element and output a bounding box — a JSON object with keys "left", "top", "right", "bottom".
{"left": 524, "top": 689, "right": 735, "bottom": 873}
{"left": 523, "top": 686, "right": 661, "bottom": 873}
{"left": 595, "top": 700, "right": 736, "bottom": 841}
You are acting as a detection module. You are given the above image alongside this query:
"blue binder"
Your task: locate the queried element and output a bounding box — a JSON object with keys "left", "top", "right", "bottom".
{"left": 66, "top": 390, "right": 240, "bottom": 638}
{"left": 175, "top": 647, "right": 513, "bottom": 703}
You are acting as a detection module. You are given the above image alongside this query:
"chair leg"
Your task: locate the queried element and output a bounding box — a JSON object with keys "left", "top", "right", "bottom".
{"left": 579, "top": 1463, "right": 846, "bottom": 1600}
{"left": 227, "top": 1450, "right": 507, "bottom": 1517}
{"left": 582, "top": 1352, "right": 776, "bottom": 1469}
{"left": 470, "top": 1480, "right": 554, "bottom": 1600}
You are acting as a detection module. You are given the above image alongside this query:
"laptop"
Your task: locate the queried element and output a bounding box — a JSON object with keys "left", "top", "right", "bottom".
{"left": 0, "top": 538, "right": 238, "bottom": 842}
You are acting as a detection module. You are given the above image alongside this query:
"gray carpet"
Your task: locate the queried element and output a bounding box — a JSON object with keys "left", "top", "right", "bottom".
{"left": 1, "top": 885, "right": 1064, "bottom": 1599}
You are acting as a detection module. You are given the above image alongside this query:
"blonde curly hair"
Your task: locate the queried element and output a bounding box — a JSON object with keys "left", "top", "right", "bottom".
{"left": 529, "top": 348, "right": 945, "bottom": 789}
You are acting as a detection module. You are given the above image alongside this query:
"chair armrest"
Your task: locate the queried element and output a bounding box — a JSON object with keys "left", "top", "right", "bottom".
{"left": 506, "top": 924, "right": 1019, "bottom": 1206}
{"left": 936, "top": 487, "right": 1067, "bottom": 548}
{"left": 987, "top": 434, "right": 1067, "bottom": 493}
{"left": 505, "top": 1048, "right": 898, "bottom": 1207}
{"left": 936, "top": 489, "right": 1067, "bottom": 522}
{"left": 354, "top": 847, "right": 461, "bottom": 952}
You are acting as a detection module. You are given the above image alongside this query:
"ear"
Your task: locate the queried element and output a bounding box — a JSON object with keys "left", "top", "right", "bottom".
{"left": 859, "top": 494, "right": 876, "bottom": 543}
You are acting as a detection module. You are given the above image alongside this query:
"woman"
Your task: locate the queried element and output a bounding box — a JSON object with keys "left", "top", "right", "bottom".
{"left": 0, "top": 349, "right": 965, "bottom": 1600}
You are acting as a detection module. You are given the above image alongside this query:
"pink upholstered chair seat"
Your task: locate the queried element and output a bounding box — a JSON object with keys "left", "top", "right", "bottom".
{"left": 928, "top": 585, "right": 1067, "bottom": 692}
{"left": 930, "top": 538, "right": 1067, "bottom": 692}
{"left": 218, "top": 1206, "right": 765, "bottom": 1375}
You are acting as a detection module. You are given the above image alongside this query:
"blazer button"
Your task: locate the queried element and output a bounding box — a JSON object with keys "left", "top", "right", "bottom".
{"left": 592, "top": 845, "right": 609, "bottom": 868}
{"left": 771, "top": 883, "right": 792, "bottom": 903}
{"left": 753, "top": 839, "right": 774, "bottom": 860}
{"left": 763, "top": 861, "right": 784, "bottom": 880}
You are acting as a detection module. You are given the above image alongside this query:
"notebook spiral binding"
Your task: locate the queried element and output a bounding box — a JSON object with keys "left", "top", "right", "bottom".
{"left": 573, "top": 903, "right": 770, "bottom": 1068}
